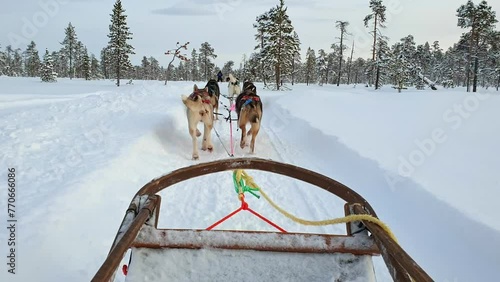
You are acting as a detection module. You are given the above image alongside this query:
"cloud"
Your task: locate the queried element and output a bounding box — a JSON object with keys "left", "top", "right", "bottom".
{"left": 151, "top": 0, "right": 211, "bottom": 16}
{"left": 152, "top": 6, "right": 209, "bottom": 16}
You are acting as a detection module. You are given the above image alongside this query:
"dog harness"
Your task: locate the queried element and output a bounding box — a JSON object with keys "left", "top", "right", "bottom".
{"left": 189, "top": 91, "right": 212, "bottom": 105}
{"left": 241, "top": 95, "right": 260, "bottom": 107}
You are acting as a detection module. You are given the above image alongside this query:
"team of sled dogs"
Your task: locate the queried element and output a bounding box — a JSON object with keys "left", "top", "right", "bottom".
{"left": 181, "top": 74, "right": 262, "bottom": 160}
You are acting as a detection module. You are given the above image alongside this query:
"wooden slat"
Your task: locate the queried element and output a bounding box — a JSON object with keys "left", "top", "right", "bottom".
{"left": 91, "top": 196, "right": 159, "bottom": 282}
{"left": 132, "top": 228, "right": 380, "bottom": 256}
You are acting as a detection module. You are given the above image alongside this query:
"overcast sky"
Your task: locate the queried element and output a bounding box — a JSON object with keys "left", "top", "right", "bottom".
{"left": 1, "top": 0, "right": 499, "bottom": 68}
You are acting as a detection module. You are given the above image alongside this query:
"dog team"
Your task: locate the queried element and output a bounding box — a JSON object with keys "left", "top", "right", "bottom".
{"left": 181, "top": 74, "right": 263, "bottom": 160}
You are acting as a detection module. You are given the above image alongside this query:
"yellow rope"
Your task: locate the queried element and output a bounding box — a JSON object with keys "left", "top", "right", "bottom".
{"left": 234, "top": 169, "right": 398, "bottom": 243}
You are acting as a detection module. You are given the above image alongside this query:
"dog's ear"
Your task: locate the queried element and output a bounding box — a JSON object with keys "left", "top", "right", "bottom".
{"left": 203, "top": 87, "right": 208, "bottom": 92}
{"left": 194, "top": 84, "right": 198, "bottom": 91}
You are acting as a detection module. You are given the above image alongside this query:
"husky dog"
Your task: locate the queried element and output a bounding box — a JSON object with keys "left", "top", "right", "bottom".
{"left": 227, "top": 74, "right": 241, "bottom": 98}
{"left": 242, "top": 80, "right": 254, "bottom": 92}
{"left": 205, "top": 79, "right": 220, "bottom": 120}
{"left": 235, "top": 81, "right": 262, "bottom": 154}
{"left": 181, "top": 85, "right": 214, "bottom": 160}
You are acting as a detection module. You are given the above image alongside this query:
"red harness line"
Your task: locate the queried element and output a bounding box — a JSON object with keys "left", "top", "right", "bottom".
{"left": 206, "top": 194, "right": 287, "bottom": 233}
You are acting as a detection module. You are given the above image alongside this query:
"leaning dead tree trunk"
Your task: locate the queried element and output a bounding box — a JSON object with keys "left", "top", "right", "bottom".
{"left": 417, "top": 72, "right": 437, "bottom": 90}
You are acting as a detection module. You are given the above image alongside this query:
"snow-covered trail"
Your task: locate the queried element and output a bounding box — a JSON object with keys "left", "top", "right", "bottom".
{"left": 0, "top": 78, "right": 499, "bottom": 282}
{"left": 0, "top": 80, "right": 353, "bottom": 282}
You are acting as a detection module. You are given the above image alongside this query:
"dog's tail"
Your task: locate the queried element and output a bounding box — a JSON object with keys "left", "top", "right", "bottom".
{"left": 251, "top": 115, "right": 259, "bottom": 123}
{"left": 181, "top": 94, "right": 189, "bottom": 105}
{"left": 181, "top": 94, "right": 198, "bottom": 110}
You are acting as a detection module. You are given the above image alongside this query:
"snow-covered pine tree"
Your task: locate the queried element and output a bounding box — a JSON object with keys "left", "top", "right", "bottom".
{"left": 41, "top": 49, "right": 57, "bottom": 82}
{"left": 177, "top": 61, "right": 188, "bottom": 81}
{"left": 351, "top": 58, "right": 367, "bottom": 85}
{"left": 373, "top": 37, "right": 390, "bottom": 89}
{"left": 167, "top": 63, "right": 176, "bottom": 81}
{"left": 190, "top": 49, "right": 199, "bottom": 81}
{"left": 90, "top": 54, "right": 102, "bottom": 79}
{"left": 317, "top": 49, "right": 328, "bottom": 86}
{"left": 258, "top": 0, "right": 300, "bottom": 90}
{"left": 242, "top": 52, "right": 261, "bottom": 82}
{"left": 329, "top": 44, "right": 342, "bottom": 84}
{"left": 149, "top": 57, "right": 161, "bottom": 80}
{"left": 73, "top": 41, "right": 85, "bottom": 78}
{"left": 3, "top": 45, "right": 13, "bottom": 76}
{"left": 364, "top": 0, "right": 387, "bottom": 89}
{"left": 335, "top": 21, "right": 349, "bottom": 86}
{"left": 183, "top": 55, "right": 192, "bottom": 81}
{"left": 390, "top": 42, "right": 411, "bottom": 92}
{"left": 25, "top": 41, "right": 41, "bottom": 77}
{"left": 430, "top": 41, "right": 444, "bottom": 83}
{"left": 198, "top": 42, "right": 217, "bottom": 81}
{"left": 400, "top": 35, "right": 422, "bottom": 88}
{"left": 52, "top": 50, "right": 67, "bottom": 78}
{"left": 326, "top": 52, "right": 337, "bottom": 84}
{"left": 140, "top": 56, "right": 150, "bottom": 80}
{"left": 488, "top": 33, "right": 500, "bottom": 90}
{"left": 290, "top": 31, "right": 301, "bottom": 85}
{"left": 3, "top": 46, "right": 24, "bottom": 77}
{"left": 457, "top": 0, "right": 498, "bottom": 92}
{"left": 11, "top": 48, "right": 24, "bottom": 76}
{"left": 222, "top": 60, "right": 234, "bottom": 77}
{"left": 414, "top": 42, "right": 432, "bottom": 89}
{"left": 479, "top": 30, "right": 500, "bottom": 89}
{"left": 81, "top": 48, "right": 91, "bottom": 80}
{"left": 0, "top": 46, "right": 5, "bottom": 75}
{"left": 100, "top": 47, "right": 112, "bottom": 79}
{"left": 107, "top": 0, "right": 135, "bottom": 86}
{"left": 61, "top": 22, "right": 78, "bottom": 79}
{"left": 253, "top": 10, "right": 272, "bottom": 86}
{"left": 304, "top": 47, "right": 316, "bottom": 86}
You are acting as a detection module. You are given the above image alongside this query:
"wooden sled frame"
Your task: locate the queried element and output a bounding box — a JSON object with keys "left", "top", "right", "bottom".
{"left": 91, "top": 158, "right": 432, "bottom": 282}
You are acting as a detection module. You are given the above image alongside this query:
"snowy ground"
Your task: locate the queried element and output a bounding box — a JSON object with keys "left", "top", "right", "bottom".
{"left": 0, "top": 76, "right": 499, "bottom": 282}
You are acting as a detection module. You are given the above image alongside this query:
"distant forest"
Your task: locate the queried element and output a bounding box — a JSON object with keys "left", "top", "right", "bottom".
{"left": 1, "top": 0, "right": 498, "bottom": 92}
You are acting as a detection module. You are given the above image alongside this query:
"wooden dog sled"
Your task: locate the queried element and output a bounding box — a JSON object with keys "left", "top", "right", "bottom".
{"left": 91, "top": 158, "right": 432, "bottom": 282}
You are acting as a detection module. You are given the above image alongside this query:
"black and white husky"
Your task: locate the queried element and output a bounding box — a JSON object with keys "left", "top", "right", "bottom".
{"left": 227, "top": 74, "right": 241, "bottom": 98}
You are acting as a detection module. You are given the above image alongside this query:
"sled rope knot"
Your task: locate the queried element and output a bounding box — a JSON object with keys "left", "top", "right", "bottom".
{"left": 233, "top": 170, "right": 260, "bottom": 199}
{"left": 233, "top": 169, "right": 398, "bottom": 243}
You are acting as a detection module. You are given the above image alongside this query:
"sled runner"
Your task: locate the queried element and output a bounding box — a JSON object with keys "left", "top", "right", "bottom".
{"left": 92, "top": 158, "right": 432, "bottom": 282}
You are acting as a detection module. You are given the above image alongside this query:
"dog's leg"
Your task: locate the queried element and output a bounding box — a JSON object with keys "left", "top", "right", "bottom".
{"left": 186, "top": 108, "right": 200, "bottom": 160}
{"left": 249, "top": 121, "right": 260, "bottom": 154}
{"left": 214, "top": 103, "right": 219, "bottom": 120}
{"left": 202, "top": 115, "right": 214, "bottom": 152}
{"left": 189, "top": 126, "right": 199, "bottom": 160}
{"left": 239, "top": 122, "right": 247, "bottom": 149}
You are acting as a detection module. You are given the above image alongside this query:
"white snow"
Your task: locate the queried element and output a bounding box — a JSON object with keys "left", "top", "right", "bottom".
{"left": 125, "top": 248, "right": 376, "bottom": 282}
{"left": 0, "top": 76, "right": 499, "bottom": 282}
